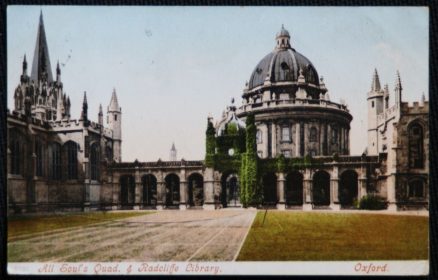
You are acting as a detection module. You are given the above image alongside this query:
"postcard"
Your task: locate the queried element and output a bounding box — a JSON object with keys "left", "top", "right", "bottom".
{"left": 6, "top": 5, "right": 429, "bottom": 276}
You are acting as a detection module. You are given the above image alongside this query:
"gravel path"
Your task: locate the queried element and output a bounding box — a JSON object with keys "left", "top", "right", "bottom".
{"left": 8, "top": 210, "right": 256, "bottom": 262}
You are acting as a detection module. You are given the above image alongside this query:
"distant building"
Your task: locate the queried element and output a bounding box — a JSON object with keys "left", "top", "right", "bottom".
{"left": 7, "top": 19, "right": 428, "bottom": 213}
{"left": 170, "top": 143, "right": 177, "bottom": 161}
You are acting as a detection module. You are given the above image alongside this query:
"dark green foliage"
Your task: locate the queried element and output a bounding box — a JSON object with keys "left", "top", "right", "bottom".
{"left": 205, "top": 119, "right": 216, "bottom": 167}
{"left": 239, "top": 113, "right": 261, "bottom": 207}
{"left": 226, "top": 123, "right": 238, "bottom": 135}
{"left": 358, "top": 194, "right": 388, "bottom": 210}
{"left": 276, "top": 154, "right": 286, "bottom": 173}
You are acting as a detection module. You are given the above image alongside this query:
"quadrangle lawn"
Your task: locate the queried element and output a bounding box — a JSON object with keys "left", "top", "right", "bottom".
{"left": 236, "top": 211, "right": 428, "bottom": 261}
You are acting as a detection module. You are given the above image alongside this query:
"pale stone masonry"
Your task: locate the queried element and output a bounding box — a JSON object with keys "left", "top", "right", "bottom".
{"left": 7, "top": 18, "right": 428, "bottom": 214}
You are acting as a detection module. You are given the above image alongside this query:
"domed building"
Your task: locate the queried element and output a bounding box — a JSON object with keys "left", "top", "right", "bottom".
{"left": 7, "top": 19, "right": 428, "bottom": 214}
{"left": 237, "top": 25, "right": 352, "bottom": 158}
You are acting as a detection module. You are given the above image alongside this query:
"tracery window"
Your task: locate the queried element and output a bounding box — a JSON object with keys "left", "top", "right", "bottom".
{"left": 65, "top": 141, "right": 78, "bottom": 180}
{"left": 90, "top": 143, "right": 100, "bottom": 181}
{"left": 35, "top": 140, "right": 43, "bottom": 177}
{"left": 48, "top": 142, "right": 62, "bottom": 180}
{"left": 10, "top": 139, "right": 22, "bottom": 175}
{"left": 409, "top": 123, "right": 424, "bottom": 168}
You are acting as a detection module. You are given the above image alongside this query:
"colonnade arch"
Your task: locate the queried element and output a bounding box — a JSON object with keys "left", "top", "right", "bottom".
{"left": 142, "top": 174, "right": 157, "bottom": 207}
{"left": 262, "top": 172, "right": 277, "bottom": 206}
{"left": 188, "top": 173, "right": 204, "bottom": 207}
{"left": 339, "top": 169, "right": 358, "bottom": 208}
{"left": 221, "top": 171, "right": 240, "bottom": 207}
{"left": 312, "top": 170, "right": 330, "bottom": 206}
{"left": 164, "top": 173, "right": 180, "bottom": 207}
{"left": 285, "top": 171, "right": 303, "bottom": 206}
{"left": 120, "top": 175, "right": 135, "bottom": 209}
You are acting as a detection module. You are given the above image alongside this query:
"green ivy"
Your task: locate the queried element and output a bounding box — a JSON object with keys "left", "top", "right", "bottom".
{"left": 239, "top": 113, "right": 262, "bottom": 207}
{"left": 205, "top": 119, "right": 216, "bottom": 167}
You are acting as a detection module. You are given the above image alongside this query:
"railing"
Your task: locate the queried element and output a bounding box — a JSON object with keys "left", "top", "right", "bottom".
{"left": 237, "top": 98, "right": 349, "bottom": 114}
{"left": 110, "top": 160, "right": 204, "bottom": 169}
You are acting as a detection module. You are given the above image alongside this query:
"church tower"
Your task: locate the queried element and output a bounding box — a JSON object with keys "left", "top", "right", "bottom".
{"left": 108, "top": 88, "right": 122, "bottom": 162}
{"left": 367, "top": 69, "right": 384, "bottom": 155}
{"left": 31, "top": 10, "right": 53, "bottom": 84}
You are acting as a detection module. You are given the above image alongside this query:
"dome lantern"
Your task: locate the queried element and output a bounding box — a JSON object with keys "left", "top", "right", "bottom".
{"left": 275, "top": 24, "right": 291, "bottom": 50}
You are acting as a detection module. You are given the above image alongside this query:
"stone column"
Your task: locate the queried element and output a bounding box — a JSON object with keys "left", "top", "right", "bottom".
{"left": 330, "top": 165, "right": 340, "bottom": 210}
{"left": 111, "top": 173, "right": 119, "bottom": 210}
{"left": 295, "top": 123, "right": 300, "bottom": 157}
{"left": 83, "top": 157, "right": 91, "bottom": 212}
{"left": 156, "top": 171, "right": 164, "bottom": 210}
{"left": 276, "top": 172, "right": 285, "bottom": 210}
{"left": 179, "top": 169, "right": 187, "bottom": 210}
{"left": 386, "top": 174, "right": 397, "bottom": 211}
{"left": 7, "top": 148, "right": 11, "bottom": 179}
{"left": 271, "top": 123, "right": 277, "bottom": 157}
{"left": 203, "top": 167, "right": 215, "bottom": 210}
{"left": 358, "top": 166, "right": 367, "bottom": 200}
{"left": 303, "top": 168, "right": 312, "bottom": 211}
{"left": 134, "top": 167, "right": 141, "bottom": 210}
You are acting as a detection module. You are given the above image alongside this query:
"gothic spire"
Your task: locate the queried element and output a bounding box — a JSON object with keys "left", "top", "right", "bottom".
{"left": 108, "top": 88, "right": 120, "bottom": 112}
{"left": 56, "top": 60, "right": 61, "bottom": 83}
{"left": 371, "top": 68, "right": 381, "bottom": 92}
{"left": 395, "top": 70, "right": 402, "bottom": 91}
{"left": 22, "top": 54, "right": 27, "bottom": 74}
{"left": 81, "top": 91, "right": 88, "bottom": 121}
{"left": 30, "top": 11, "right": 53, "bottom": 83}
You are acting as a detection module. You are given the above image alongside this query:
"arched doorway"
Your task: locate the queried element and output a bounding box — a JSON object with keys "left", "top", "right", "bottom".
{"left": 164, "top": 174, "right": 180, "bottom": 207}
{"left": 313, "top": 171, "right": 330, "bottom": 206}
{"left": 221, "top": 172, "right": 240, "bottom": 207}
{"left": 120, "top": 175, "right": 135, "bottom": 209}
{"left": 285, "top": 171, "right": 303, "bottom": 206}
{"left": 262, "top": 172, "right": 277, "bottom": 206}
{"left": 339, "top": 170, "right": 358, "bottom": 208}
{"left": 142, "top": 174, "right": 157, "bottom": 207}
{"left": 188, "top": 173, "right": 204, "bottom": 207}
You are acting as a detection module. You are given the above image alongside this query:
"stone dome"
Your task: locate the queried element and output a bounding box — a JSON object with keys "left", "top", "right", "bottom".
{"left": 248, "top": 26, "right": 320, "bottom": 90}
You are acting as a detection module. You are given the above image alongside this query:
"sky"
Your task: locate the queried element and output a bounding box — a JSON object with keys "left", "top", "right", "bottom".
{"left": 7, "top": 6, "right": 429, "bottom": 161}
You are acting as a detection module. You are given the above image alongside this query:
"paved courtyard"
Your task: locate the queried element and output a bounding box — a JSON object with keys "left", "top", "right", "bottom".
{"left": 8, "top": 210, "right": 256, "bottom": 262}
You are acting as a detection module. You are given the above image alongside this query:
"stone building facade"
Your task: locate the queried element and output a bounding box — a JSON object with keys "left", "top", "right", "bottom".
{"left": 7, "top": 13, "right": 122, "bottom": 213}
{"left": 7, "top": 18, "right": 428, "bottom": 214}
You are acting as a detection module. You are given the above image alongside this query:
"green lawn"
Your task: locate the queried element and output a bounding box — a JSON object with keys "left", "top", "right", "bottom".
{"left": 8, "top": 211, "right": 154, "bottom": 242}
{"left": 237, "top": 211, "right": 428, "bottom": 261}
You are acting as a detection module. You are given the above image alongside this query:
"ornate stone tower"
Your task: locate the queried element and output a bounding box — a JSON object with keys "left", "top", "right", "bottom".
{"left": 367, "top": 69, "right": 384, "bottom": 155}
{"left": 107, "top": 88, "right": 122, "bottom": 162}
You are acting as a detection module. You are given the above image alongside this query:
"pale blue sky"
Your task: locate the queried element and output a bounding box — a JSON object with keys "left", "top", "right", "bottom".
{"left": 7, "top": 6, "right": 428, "bottom": 161}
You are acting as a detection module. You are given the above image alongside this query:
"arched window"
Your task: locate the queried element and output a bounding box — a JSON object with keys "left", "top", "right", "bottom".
{"left": 281, "top": 126, "right": 291, "bottom": 142}
{"left": 256, "top": 129, "right": 262, "bottom": 144}
{"left": 409, "top": 123, "right": 424, "bottom": 168}
{"left": 90, "top": 143, "right": 100, "bottom": 181}
{"left": 35, "top": 140, "right": 44, "bottom": 177}
{"left": 310, "top": 127, "right": 318, "bottom": 142}
{"left": 65, "top": 141, "right": 78, "bottom": 180}
{"left": 48, "top": 142, "right": 62, "bottom": 180}
{"left": 331, "top": 126, "right": 338, "bottom": 144}
{"left": 10, "top": 139, "right": 22, "bottom": 175}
